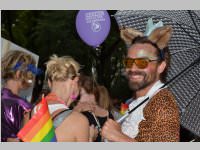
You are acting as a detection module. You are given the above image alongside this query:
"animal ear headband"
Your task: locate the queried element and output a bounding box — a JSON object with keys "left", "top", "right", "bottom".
{"left": 120, "top": 18, "right": 173, "bottom": 50}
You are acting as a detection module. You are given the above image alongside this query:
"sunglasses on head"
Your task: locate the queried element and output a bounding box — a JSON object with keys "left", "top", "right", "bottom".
{"left": 123, "top": 57, "right": 159, "bottom": 69}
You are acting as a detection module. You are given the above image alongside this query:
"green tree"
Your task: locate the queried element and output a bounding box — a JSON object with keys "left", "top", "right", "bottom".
{"left": 1, "top": 10, "right": 131, "bottom": 101}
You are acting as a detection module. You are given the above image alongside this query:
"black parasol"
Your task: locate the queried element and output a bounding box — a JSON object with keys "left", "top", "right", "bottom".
{"left": 114, "top": 10, "right": 200, "bottom": 138}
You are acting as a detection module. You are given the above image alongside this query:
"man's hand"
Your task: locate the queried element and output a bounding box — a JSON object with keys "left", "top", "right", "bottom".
{"left": 101, "top": 119, "right": 135, "bottom": 142}
{"left": 101, "top": 119, "right": 123, "bottom": 141}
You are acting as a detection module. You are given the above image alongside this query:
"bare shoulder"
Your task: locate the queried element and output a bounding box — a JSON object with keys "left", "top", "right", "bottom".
{"left": 56, "top": 110, "right": 89, "bottom": 132}
{"left": 66, "top": 111, "right": 89, "bottom": 124}
{"left": 55, "top": 111, "right": 89, "bottom": 141}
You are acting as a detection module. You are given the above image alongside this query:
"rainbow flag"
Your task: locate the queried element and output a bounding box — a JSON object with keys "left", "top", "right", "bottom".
{"left": 120, "top": 103, "right": 129, "bottom": 115}
{"left": 17, "top": 96, "right": 57, "bottom": 142}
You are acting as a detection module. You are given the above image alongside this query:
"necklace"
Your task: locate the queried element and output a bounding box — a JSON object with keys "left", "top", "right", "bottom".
{"left": 91, "top": 112, "right": 102, "bottom": 131}
{"left": 45, "top": 93, "right": 66, "bottom": 105}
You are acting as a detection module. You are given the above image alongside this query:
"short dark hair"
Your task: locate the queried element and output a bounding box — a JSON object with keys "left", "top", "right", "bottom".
{"left": 131, "top": 36, "right": 170, "bottom": 83}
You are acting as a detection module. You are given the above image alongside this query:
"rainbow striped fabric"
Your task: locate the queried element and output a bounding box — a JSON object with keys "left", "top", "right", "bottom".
{"left": 17, "top": 97, "right": 57, "bottom": 142}
{"left": 120, "top": 103, "right": 129, "bottom": 115}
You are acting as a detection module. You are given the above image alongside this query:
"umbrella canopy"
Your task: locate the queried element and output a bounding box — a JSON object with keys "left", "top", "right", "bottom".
{"left": 114, "top": 10, "right": 200, "bottom": 137}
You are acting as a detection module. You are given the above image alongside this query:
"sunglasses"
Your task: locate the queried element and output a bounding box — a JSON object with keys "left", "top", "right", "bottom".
{"left": 123, "top": 57, "right": 159, "bottom": 69}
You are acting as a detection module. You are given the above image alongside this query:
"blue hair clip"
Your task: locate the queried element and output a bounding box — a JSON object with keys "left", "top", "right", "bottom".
{"left": 144, "top": 18, "right": 164, "bottom": 36}
{"left": 13, "top": 61, "right": 43, "bottom": 75}
{"left": 13, "top": 62, "right": 23, "bottom": 70}
{"left": 27, "top": 64, "right": 43, "bottom": 75}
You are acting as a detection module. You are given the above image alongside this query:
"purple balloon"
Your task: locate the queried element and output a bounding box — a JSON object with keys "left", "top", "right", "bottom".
{"left": 76, "top": 10, "right": 111, "bottom": 48}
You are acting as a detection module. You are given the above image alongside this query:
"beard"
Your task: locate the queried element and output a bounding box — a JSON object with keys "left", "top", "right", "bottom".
{"left": 127, "top": 70, "right": 156, "bottom": 91}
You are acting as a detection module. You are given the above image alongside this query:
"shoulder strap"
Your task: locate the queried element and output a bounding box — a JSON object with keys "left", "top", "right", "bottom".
{"left": 91, "top": 112, "right": 102, "bottom": 131}
{"left": 108, "top": 111, "right": 114, "bottom": 119}
{"left": 52, "top": 109, "right": 72, "bottom": 128}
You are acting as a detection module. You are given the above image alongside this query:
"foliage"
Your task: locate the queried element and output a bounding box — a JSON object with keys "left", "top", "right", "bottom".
{"left": 1, "top": 10, "right": 131, "bottom": 101}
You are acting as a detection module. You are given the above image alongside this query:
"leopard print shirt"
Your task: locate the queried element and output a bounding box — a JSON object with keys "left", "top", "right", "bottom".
{"left": 135, "top": 89, "right": 180, "bottom": 142}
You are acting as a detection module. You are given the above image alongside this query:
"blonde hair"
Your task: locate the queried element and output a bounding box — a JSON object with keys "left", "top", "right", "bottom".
{"left": 45, "top": 55, "right": 80, "bottom": 82}
{"left": 1, "top": 50, "right": 36, "bottom": 86}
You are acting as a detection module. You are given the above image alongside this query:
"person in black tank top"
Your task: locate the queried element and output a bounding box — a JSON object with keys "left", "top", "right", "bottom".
{"left": 73, "top": 75, "right": 114, "bottom": 142}
{"left": 82, "top": 111, "right": 114, "bottom": 142}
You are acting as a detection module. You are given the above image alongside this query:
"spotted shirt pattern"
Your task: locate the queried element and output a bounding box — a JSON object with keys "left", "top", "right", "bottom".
{"left": 135, "top": 89, "right": 180, "bottom": 142}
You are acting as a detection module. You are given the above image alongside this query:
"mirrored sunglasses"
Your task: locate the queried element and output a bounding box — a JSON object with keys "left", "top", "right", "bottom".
{"left": 123, "top": 57, "right": 159, "bottom": 69}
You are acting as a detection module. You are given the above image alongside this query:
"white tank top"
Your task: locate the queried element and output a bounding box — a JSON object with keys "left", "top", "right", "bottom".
{"left": 34, "top": 103, "right": 68, "bottom": 115}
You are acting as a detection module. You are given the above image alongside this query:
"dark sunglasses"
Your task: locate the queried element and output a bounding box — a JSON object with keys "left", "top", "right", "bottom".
{"left": 123, "top": 57, "right": 159, "bottom": 69}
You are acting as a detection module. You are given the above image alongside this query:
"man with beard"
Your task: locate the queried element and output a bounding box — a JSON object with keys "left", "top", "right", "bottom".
{"left": 101, "top": 19, "right": 180, "bottom": 142}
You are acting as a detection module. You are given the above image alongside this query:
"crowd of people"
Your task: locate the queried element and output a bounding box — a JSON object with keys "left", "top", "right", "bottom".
{"left": 1, "top": 19, "right": 184, "bottom": 142}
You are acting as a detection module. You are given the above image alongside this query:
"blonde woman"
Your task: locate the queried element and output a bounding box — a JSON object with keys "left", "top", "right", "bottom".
{"left": 35, "top": 55, "right": 92, "bottom": 142}
{"left": 1, "top": 50, "right": 38, "bottom": 142}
